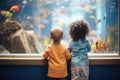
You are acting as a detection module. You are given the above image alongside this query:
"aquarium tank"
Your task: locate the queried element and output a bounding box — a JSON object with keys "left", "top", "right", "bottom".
{"left": 0, "top": 0, "right": 119, "bottom": 54}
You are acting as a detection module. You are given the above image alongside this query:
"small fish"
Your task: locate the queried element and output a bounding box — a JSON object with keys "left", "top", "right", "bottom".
{"left": 107, "top": 35, "right": 112, "bottom": 46}
{"left": 85, "top": 7, "right": 93, "bottom": 14}
{"left": 103, "top": 15, "right": 106, "bottom": 20}
{"left": 39, "top": 24, "right": 45, "bottom": 28}
{"left": 44, "top": 38, "right": 52, "bottom": 46}
{"left": 10, "top": 5, "right": 20, "bottom": 12}
{"left": 44, "top": 9, "right": 51, "bottom": 15}
{"left": 90, "top": 30, "right": 97, "bottom": 35}
{"left": 95, "top": 40, "right": 107, "bottom": 51}
{"left": 60, "top": 22, "right": 66, "bottom": 27}
{"left": 1, "top": 11, "right": 12, "bottom": 18}
{"left": 103, "top": 13, "right": 107, "bottom": 20}
{"left": 60, "top": 9, "right": 66, "bottom": 14}
{"left": 27, "top": 16, "right": 33, "bottom": 20}
{"left": 1, "top": 11, "right": 12, "bottom": 22}
{"left": 89, "top": 15, "right": 96, "bottom": 19}
{"left": 96, "top": 19, "right": 101, "bottom": 24}
{"left": 22, "top": 0, "right": 27, "bottom": 5}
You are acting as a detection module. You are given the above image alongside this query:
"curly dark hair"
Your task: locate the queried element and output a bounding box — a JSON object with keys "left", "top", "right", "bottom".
{"left": 69, "top": 20, "right": 90, "bottom": 41}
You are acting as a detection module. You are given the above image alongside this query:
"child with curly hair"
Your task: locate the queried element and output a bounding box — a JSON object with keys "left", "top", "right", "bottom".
{"left": 68, "top": 20, "right": 91, "bottom": 80}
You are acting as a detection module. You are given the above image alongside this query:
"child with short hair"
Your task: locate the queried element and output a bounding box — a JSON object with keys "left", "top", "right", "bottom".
{"left": 68, "top": 20, "right": 91, "bottom": 80}
{"left": 43, "top": 27, "right": 71, "bottom": 80}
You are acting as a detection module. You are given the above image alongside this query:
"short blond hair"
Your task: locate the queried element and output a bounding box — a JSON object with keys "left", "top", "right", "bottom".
{"left": 50, "top": 27, "right": 63, "bottom": 42}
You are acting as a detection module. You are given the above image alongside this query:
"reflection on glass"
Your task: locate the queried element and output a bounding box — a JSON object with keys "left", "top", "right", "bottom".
{"left": 0, "top": 0, "right": 119, "bottom": 54}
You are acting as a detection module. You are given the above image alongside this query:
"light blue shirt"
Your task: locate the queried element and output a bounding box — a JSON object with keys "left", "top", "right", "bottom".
{"left": 68, "top": 39, "right": 91, "bottom": 66}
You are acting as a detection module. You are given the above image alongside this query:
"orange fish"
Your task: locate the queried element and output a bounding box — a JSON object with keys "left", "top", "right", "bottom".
{"left": 10, "top": 5, "right": 20, "bottom": 12}
{"left": 44, "top": 9, "right": 51, "bottom": 15}
{"left": 96, "top": 40, "right": 107, "bottom": 50}
{"left": 92, "top": 39, "right": 107, "bottom": 53}
{"left": 39, "top": 24, "right": 45, "bottom": 28}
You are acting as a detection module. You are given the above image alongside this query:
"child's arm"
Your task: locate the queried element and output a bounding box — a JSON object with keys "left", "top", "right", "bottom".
{"left": 43, "top": 51, "right": 48, "bottom": 59}
{"left": 43, "top": 47, "right": 50, "bottom": 59}
{"left": 65, "top": 49, "right": 71, "bottom": 60}
{"left": 87, "top": 41, "right": 91, "bottom": 52}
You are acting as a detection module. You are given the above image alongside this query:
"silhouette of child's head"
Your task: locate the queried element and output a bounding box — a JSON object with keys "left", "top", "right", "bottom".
{"left": 50, "top": 27, "right": 63, "bottom": 43}
{"left": 69, "top": 20, "right": 90, "bottom": 41}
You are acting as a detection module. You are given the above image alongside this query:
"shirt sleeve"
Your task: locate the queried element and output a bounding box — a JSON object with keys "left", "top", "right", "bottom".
{"left": 65, "top": 49, "right": 71, "bottom": 60}
{"left": 87, "top": 41, "right": 91, "bottom": 52}
{"left": 43, "top": 47, "right": 50, "bottom": 59}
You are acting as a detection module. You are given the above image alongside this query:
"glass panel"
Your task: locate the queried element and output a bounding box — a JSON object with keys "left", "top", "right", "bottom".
{"left": 0, "top": 0, "right": 119, "bottom": 54}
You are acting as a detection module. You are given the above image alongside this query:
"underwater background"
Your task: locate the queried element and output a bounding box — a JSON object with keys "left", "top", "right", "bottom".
{"left": 0, "top": 0, "right": 119, "bottom": 54}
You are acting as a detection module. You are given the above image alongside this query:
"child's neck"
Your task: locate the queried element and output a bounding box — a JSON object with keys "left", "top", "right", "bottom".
{"left": 53, "top": 41, "right": 61, "bottom": 44}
